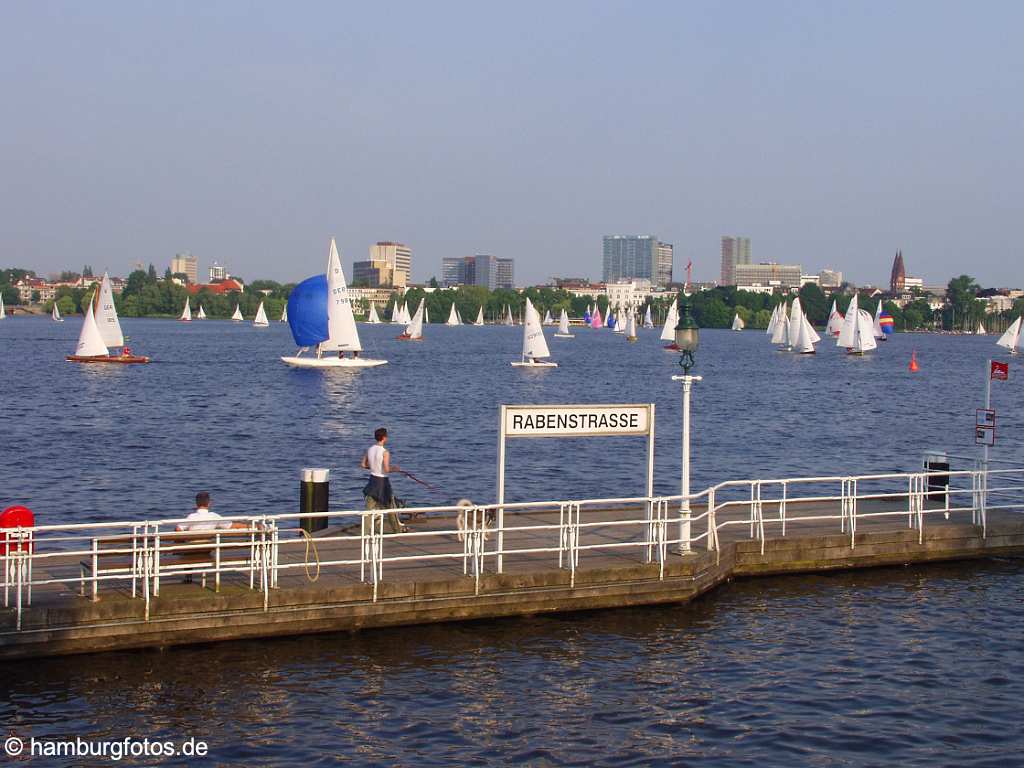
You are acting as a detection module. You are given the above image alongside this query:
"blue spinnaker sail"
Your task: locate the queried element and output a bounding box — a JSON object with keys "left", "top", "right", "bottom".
{"left": 583, "top": 310, "right": 591, "bottom": 324}
{"left": 286, "top": 274, "right": 328, "bottom": 347}
{"left": 606, "top": 313, "right": 615, "bottom": 328}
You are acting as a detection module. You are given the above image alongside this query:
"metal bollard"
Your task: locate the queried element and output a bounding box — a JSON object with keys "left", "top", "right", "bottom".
{"left": 300, "top": 468, "right": 330, "bottom": 534}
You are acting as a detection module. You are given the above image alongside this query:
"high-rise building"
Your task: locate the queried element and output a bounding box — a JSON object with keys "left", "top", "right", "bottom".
{"left": 441, "top": 255, "right": 514, "bottom": 289}
{"left": 720, "top": 236, "right": 751, "bottom": 285}
{"left": 656, "top": 242, "right": 674, "bottom": 286}
{"left": 602, "top": 235, "right": 673, "bottom": 286}
{"left": 819, "top": 269, "right": 843, "bottom": 288}
{"left": 890, "top": 250, "right": 906, "bottom": 294}
{"left": 208, "top": 262, "right": 226, "bottom": 282}
{"left": 369, "top": 242, "right": 412, "bottom": 287}
{"left": 171, "top": 253, "right": 198, "bottom": 284}
{"left": 352, "top": 260, "right": 395, "bottom": 288}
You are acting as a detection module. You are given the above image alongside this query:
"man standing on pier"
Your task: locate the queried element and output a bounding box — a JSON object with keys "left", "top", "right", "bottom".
{"left": 361, "top": 427, "right": 406, "bottom": 533}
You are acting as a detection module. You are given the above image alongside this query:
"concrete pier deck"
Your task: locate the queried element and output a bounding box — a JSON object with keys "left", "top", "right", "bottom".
{"left": 2, "top": 499, "right": 1022, "bottom": 660}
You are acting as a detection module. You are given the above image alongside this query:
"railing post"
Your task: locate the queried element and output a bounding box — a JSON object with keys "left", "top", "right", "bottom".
{"left": 707, "top": 488, "right": 716, "bottom": 552}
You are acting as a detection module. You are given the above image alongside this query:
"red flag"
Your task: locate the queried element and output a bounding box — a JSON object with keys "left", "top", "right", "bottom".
{"left": 991, "top": 360, "right": 1009, "bottom": 381}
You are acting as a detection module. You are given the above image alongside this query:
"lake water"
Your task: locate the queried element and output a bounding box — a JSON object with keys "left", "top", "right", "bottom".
{"left": 1, "top": 316, "right": 1022, "bottom": 765}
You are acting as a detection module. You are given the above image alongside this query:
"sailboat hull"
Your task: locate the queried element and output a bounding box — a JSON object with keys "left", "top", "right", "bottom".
{"left": 511, "top": 360, "right": 558, "bottom": 368}
{"left": 553, "top": 333, "right": 575, "bottom": 338}
{"left": 66, "top": 354, "right": 150, "bottom": 364}
{"left": 281, "top": 356, "right": 387, "bottom": 368}
{"left": 396, "top": 334, "right": 423, "bottom": 341}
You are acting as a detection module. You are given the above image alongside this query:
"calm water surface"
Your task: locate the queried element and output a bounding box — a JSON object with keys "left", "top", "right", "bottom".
{"left": 1, "top": 317, "right": 1022, "bottom": 765}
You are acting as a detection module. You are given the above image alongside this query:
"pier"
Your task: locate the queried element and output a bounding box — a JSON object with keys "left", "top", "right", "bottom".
{"left": 2, "top": 463, "right": 1023, "bottom": 660}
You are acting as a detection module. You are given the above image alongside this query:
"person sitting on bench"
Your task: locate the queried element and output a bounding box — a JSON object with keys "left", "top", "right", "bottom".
{"left": 176, "top": 492, "right": 248, "bottom": 532}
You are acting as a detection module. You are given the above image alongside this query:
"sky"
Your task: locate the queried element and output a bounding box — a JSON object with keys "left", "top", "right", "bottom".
{"left": 1, "top": 1, "right": 1021, "bottom": 287}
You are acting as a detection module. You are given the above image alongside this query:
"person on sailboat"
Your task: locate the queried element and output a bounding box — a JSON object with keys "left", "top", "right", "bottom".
{"left": 360, "top": 428, "right": 406, "bottom": 534}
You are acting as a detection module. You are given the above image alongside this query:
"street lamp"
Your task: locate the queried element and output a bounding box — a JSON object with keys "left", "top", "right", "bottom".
{"left": 672, "top": 294, "right": 701, "bottom": 553}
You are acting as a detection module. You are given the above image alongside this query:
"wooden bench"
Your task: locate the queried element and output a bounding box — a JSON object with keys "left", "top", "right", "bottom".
{"left": 79, "top": 528, "right": 264, "bottom": 600}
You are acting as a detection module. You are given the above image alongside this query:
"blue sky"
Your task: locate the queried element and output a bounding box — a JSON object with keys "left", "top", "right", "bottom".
{"left": 1, "top": 1, "right": 1021, "bottom": 287}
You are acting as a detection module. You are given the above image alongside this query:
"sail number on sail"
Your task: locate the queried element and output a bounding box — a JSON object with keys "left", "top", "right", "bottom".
{"left": 503, "top": 405, "right": 652, "bottom": 438}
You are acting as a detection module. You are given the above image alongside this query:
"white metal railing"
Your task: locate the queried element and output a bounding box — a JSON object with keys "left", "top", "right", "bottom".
{"left": 2, "top": 463, "right": 1023, "bottom": 632}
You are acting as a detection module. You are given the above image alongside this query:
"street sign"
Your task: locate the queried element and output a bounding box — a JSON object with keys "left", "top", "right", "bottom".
{"left": 976, "top": 408, "right": 996, "bottom": 428}
{"left": 976, "top": 426, "right": 996, "bottom": 447}
{"left": 502, "top": 404, "right": 652, "bottom": 438}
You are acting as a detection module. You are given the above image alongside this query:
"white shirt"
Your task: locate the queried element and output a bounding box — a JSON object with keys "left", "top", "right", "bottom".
{"left": 178, "top": 508, "right": 233, "bottom": 532}
{"left": 366, "top": 444, "right": 387, "bottom": 477}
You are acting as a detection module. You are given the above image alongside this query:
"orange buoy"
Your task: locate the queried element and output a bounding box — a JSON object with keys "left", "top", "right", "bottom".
{"left": 909, "top": 351, "right": 919, "bottom": 372}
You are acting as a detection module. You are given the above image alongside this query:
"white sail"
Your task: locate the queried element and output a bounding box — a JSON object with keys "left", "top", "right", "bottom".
{"left": 231, "top": 305, "right": 243, "bottom": 321}
{"left": 626, "top": 312, "right": 637, "bottom": 339}
{"left": 826, "top": 300, "right": 844, "bottom": 336}
{"left": 543, "top": 310, "right": 553, "bottom": 325}
{"left": 837, "top": 295, "right": 859, "bottom": 348}
{"left": 280, "top": 304, "right": 288, "bottom": 322}
{"left": 474, "top": 306, "right": 485, "bottom": 325}
{"left": 996, "top": 316, "right": 1021, "bottom": 352}
{"left": 94, "top": 272, "right": 124, "bottom": 348}
{"left": 319, "top": 238, "right": 360, "bottom": 350}
{"left": 643, "top": 306, "right": 654, "bottom": 328}
{"left": 197, "top": 305, "right": 207, "bottom": 320}
{"left": 0, "top": 294, "right": 4, "bottom": 319}
{"left": 253, "top": 301, "right": 270, "bottom": 327}
{"left": 446, "top": 303, "right": 460, "bottom": 326}
{"left": 788, "top": 298, "right": 804, "bottom": 348}
{"left": 766, "top": 304, "right": 779, "bottom": 336}
{"left": 796, "top": 313, "right": 817, "bottom": 353}
{"left": 660, "top": 301, "right": 678, "bottom": 342}
{"left": 179, "top": 297, "right": 192, "bottom": 321}
{"left": 367, "top": 303, "right": 380, "bottom": 324}
{"left": 505, "top": 305, "right": 515, "bottom": 326}
{"left": 771, "top": 308, "right": 789, "bottom": 345}
{"left": 424, "top": 305, "right": 430, "bottom": 324}
{"left": 613, "top": 310, "right": 625, "bottom": 333}
{"left": 731, "top": 313, "right": 745, "bottom": 331}
{"left": 456, "top": 307, "right": 463, "bottom": 324}
{"left": 52, "top": 301, "right": 62, "bottom": 322}
{"left": 405, "top": 299, "right": 425, "bottom": 339}
{"left": 873, "top": 300, "right": 885, "bottom": 339}
{"left": 73, "top": 296, "right": 108, "bottom": 357}
{"left": 521, "top": 298, "right": 551, "bottom": 360}
{"left": 853, "top": 309, "right": 878, "bottom": 353}
{"left": 977, "top": 321, "right": 985, "bottom": 335}
{"left": 557, "top": 308, "right": 571, "bottom": 335}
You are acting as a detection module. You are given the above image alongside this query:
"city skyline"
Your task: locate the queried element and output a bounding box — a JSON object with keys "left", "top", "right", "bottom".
{"left": 1, "top": 3, "right": 1021, "bottom": 287}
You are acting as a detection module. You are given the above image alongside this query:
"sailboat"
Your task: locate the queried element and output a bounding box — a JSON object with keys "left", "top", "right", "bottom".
{"left": 826, "top": 300, "right": 844, "bottom": 336}
{"left": 474, "top": 306, "right": 485, "bottom": 326}
{"left": 51, "top": 301, "right": 63, "bottom": 322}
{"left": 606, "top": 311, "right": 616, "bottom": 329}
{"left": 787, "top": 298, "right": 805, "bottom": 351}
{"left": 0, "top": 294, "right": 4, "bottom": 319}
{"left": 872, "top": 301, "right": 886, "bottom": 341}
{"left": 543, "top": 309, "right": 554, "bottom": 326}
{"left": 837, "top": 295, "right": 877, "bottom": 355}
{"left": 977, "top": 321, "right": 986, "bottom": 335}
{"left": 583, "top": 306, "right": 592, "bottom": 325}
{"left": 280, "top": 304, "right": 288, "bottom": 323}
{"left": 661, "top": 301, "right": 679, "bottom": 350}
{"left": 626, "top": 312, "right": 638, "bottom": 342}
{"left": 766, "top": 304, "right": 780, "bottom": 337}
{"left": 179, "top": 297, "right": 192, "bottom": 322}
{"left": 512, "top": 298, "right": 556, "bottom": 368}
{"left": 281, "top": 239, "right": 387, "bottom": 368}
{"left": 446, "top": 303, "right": 460, "bottom": 326}
{"left": 613, "top": 311, "right": 626, "bottom": 334}
{"left": 792, "top": 308, "right": 821, "bottom": 354}
{"left": 504, "top": 305, "right": 515, "bottom": 326}
{"left": 771, "top": 305, "right": 790, "bottom": 348}
{"left": 996, "top": 316, "right": 1022, "bottom": 355}
{"left": 731, "top": 313, "right": 745, "bottom": 331}
{"left": 398, "top": 299, "right": 425, "bottom": 341}
{"left": 643, "top": 306, "right": 654, "bottom": 329}
{"left": 253, "top": 301, "right": 270, "bottom": 327}
{"left": 424, "top": 305, "right": 430, "bottom": 324}
{"left": 367, "top": 303, "right": 381, "bottom": 324}
{"left": 231, "top": 305, "right": 243, "bottom": 322}
{"left": 67, "top": 284, "right": 149, "bottom": 364}
{"left": 196, "top": 305, "right": 207, "bottom": 320}
{"left": 554, "top": 308, "right": 574, "bottom": 339}
{"left": 591, "top": 308, "right": 603, "bottom": 329}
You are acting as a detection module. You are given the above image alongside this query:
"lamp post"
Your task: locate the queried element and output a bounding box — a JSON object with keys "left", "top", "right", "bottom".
{"left": 672, "top": 294, "right": 701, "bottom": 554}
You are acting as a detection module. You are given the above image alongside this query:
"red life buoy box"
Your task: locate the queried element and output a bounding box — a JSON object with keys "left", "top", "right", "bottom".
{"left": 0, "top": 506, "right": 35, "bottom": 555}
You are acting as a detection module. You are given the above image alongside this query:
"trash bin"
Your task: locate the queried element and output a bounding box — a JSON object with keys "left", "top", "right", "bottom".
{"left": 923, "top": 452, "right": 950, "bottom": 503}
{"left": 300, "top": 468, "right": 330, "bottom": 534}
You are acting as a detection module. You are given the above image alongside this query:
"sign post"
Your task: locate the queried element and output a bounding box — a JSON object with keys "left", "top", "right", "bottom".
{"left": 497, "top": 404, "right": 656, "bottom": 573}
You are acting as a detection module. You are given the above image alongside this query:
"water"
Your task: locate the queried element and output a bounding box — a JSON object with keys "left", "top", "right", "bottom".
{"left": 2, "top": 317, "right": 1023, "bottom": 765}
{"left": 1, "top": 317, "right": 1021, "bottom": 522}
